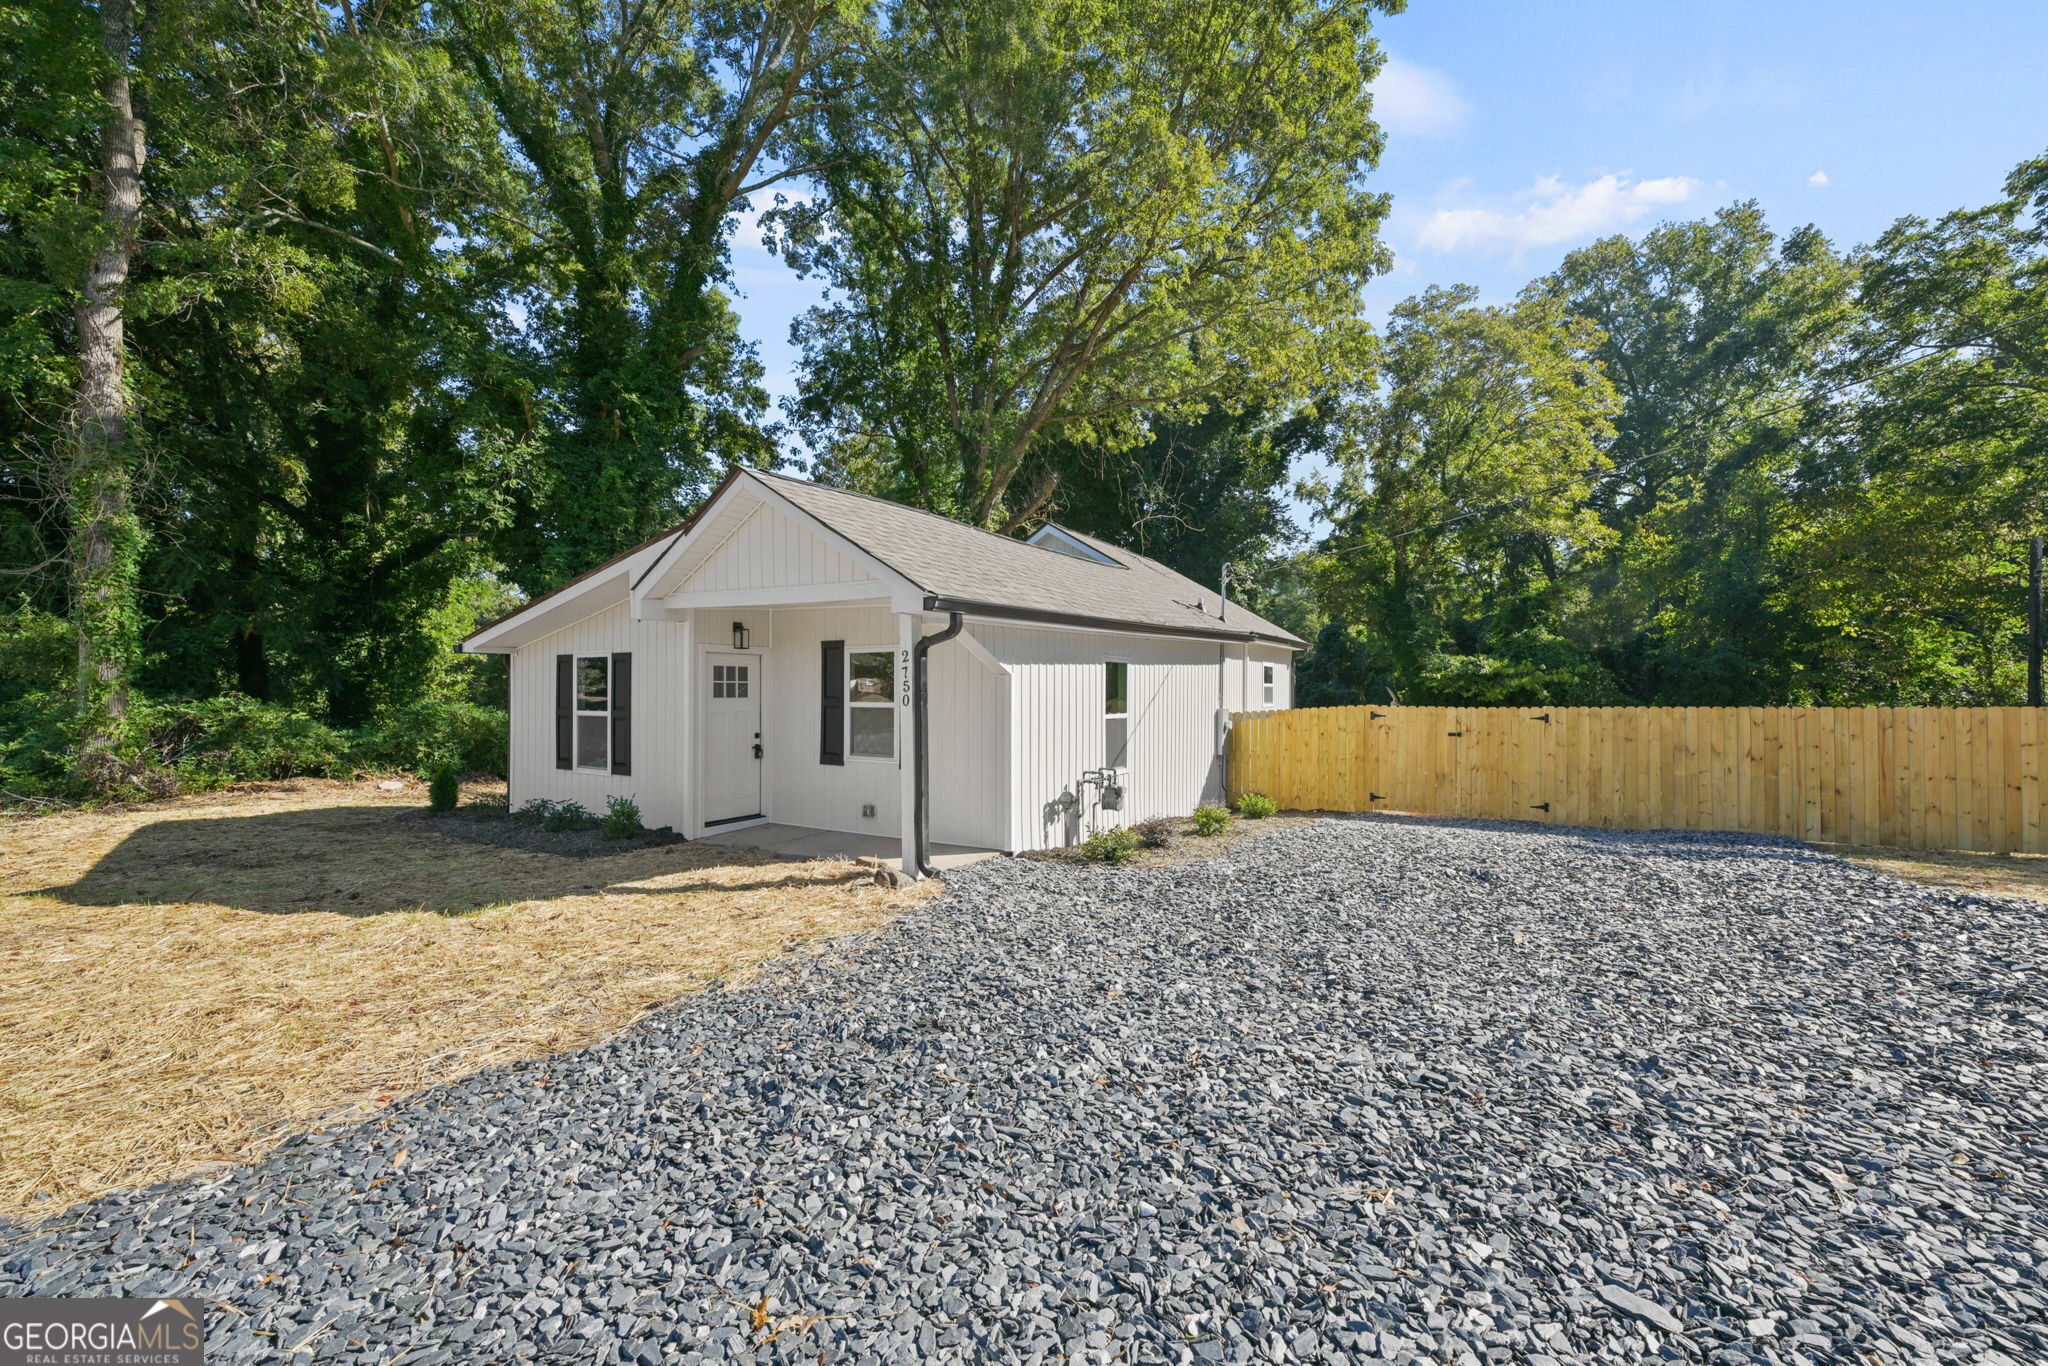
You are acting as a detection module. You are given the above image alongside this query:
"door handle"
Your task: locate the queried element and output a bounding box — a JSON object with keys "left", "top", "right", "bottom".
{"left": 753, "top": 742, "right": 763, "bottom": 759}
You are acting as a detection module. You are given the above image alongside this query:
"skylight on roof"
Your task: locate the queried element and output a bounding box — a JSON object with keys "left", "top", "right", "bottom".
{"left": 1027, "top": 524, "right": 1122, "bottom": 567}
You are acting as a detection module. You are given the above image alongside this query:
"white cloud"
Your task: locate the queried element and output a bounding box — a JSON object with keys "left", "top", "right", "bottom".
{"left": 1808, "top": 169, "right": 1830, "bottom": 186}
{"left": 1414, "top": 173, "right": 1703, "bottom": 255}
{"left": 1369, "top": 58, "right": 1470, "bottom": 138}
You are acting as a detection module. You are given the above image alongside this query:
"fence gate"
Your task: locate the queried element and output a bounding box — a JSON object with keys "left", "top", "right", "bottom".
{"left": 1226, "top": 705, "right": 2048, "bottom": 855}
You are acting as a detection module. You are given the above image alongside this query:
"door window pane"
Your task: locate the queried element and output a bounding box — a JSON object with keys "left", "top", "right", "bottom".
{"left": 850, "top": 706, "right": 894, "bottom": 758}
{"left": 712, "top": 663, "right": 751, "bottom": 699}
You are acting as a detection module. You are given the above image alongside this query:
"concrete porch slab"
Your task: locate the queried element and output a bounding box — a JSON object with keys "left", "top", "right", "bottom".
{"left": 696, "top": 821, "right": 1001, "bottom": 873}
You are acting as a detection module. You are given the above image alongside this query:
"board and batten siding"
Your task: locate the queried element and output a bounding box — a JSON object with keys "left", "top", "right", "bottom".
{"left": 507, "top": 600, "right": 693, "bottom": 830}
{"left": 978, "top": 624, "right": 1230, "bottom": 851}
{"left": 676, "top": 501, "right": 875, "bottom": 594}
{"left": 1222, "top": 641, "right": 1294, "bottom": 714}
{"left": 755, "top": 607, "right": 1009, "bottom": 851}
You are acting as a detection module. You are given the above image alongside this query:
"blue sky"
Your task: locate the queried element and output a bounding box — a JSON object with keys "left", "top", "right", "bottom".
{"left": 723, "top": 0, "right": 2048, "bottom": 525}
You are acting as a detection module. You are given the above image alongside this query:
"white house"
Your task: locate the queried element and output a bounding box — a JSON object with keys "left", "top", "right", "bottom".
{"left": 461, "top": 468, "right": 1302, "bottom": 874}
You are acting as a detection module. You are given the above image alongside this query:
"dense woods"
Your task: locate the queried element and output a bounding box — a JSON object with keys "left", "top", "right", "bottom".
{"left": 2, "top": 0, "right": 2044, "bottom": 799}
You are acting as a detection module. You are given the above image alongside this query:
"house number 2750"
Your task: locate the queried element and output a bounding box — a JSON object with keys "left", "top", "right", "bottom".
{"left": 899, "top": 649, "right": 912, "bottom": 706}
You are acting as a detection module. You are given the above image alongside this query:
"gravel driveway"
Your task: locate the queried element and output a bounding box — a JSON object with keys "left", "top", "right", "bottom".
{"left": 5, "top": 817, "right": 2045, "bottom": 1365}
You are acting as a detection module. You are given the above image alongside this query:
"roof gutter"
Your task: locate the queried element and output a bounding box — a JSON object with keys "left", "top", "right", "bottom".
{"left": 920, "top": 596, "right": 1302, "bottom": 649}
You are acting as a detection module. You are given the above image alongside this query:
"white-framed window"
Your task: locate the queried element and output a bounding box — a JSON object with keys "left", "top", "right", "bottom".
{"left": 711, "top": 661, "right": 750, "bottom": 698}
{"left": 1262, "top": 663, "right": 1276, "bottom": 707}
{"left": 575, "top": 655, "right": 610, "bottom": 770}
{"left": 847, "top": 648, "right": 895, "bottom": 759}
{"left": 1105, "top": 659, "right": 1129, "bottom": 766}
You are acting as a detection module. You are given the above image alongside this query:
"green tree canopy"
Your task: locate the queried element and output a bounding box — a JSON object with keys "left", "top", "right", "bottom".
{"left": 1308, "top": 285, "right": 1619, "bottom": 703}
{"left": 782, "top": 0, "right": 1396, "bottom": 528}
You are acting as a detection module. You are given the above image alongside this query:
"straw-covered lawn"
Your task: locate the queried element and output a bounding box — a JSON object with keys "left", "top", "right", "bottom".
{"left": 0, "top": 779, "right": 936, "bottom": 1221}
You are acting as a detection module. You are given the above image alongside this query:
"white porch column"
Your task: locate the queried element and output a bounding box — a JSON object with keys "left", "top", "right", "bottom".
{"left": 897, "top": 611, "right": 920, "bottom": 877}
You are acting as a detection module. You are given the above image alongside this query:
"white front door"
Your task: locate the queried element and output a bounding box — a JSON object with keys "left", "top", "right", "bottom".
{"left": 703, "top": 651, "right": 763, "bottom": 825}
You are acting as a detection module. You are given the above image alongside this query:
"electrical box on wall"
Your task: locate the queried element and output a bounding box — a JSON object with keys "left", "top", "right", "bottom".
{"left": 861, "top": 803, "right": 877, "bottom": 819}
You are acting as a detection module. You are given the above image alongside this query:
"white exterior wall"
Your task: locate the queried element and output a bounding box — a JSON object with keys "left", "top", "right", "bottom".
{"left": 736, "top": 606, "right": 1009, "bottom": 851}
{"left": 1223, "top": 641, "right": 1295, "bottom": 713}
{"left": 679, "top": 502, "right": 874, "bottom": 593}
{"left": 507, "top": 601, "right": 694, "bottom": 831}
{"left": 758, "top": 605, "right": 897, "bottom": 842}
{"left": 978, "top": 624, "right": 1231, "bottom": 852}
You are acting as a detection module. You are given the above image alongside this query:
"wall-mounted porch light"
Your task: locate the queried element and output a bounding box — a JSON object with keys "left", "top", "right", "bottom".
{"left": 731, "top": 620, "right": 750, "bottom": 650}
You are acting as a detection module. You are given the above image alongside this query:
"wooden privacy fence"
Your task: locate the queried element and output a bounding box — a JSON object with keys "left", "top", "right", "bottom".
{"left": 1226, "top": 705, "right": 2048, "bottom": 854}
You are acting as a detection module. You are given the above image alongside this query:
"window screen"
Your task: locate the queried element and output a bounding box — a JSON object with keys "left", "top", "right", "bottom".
{"left": 1105, "top": 661, "right": 1129, "bottom": 766}
{"left": 848, "top": 651, "right": 894, "bottom": 758}
{"left": 1262, "top": 663, "right": 1276, "bottom": 706}
{"left": 575, "top": 655, "right": 609, "bottom": 769}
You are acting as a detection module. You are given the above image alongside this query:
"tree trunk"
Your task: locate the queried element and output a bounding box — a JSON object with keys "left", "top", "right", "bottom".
{"left": 70, "top": 0, "right": 148, "bottom": 793}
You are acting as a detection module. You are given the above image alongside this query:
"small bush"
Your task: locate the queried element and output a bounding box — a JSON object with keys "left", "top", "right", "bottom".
{"left": 1132, "top": 815, "right": 1175, "bottom": 848}
{"left": 601, "top": 794, "right": 642, "bottom": 839}
{"left": 516, "top": 797, "right": 597, "bottom": 832}
{"left": 426, "top": 766, "right": 459, "bottom": 812}
{"left": 1190, "top": 803, "right": 1231, "bottom": 836}
{"left": 543, "top": 801, "right": 595, "bottom": 833}
{"left": 1235, "top": 792, "right": 1278, "bottom": 819}
{"left": 1080, "top": 825, "right": 1140, "bottom": 864}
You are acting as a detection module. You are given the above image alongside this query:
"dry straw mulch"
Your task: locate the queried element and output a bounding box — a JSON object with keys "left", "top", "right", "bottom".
{"left": 0, "top": 779, "right": 936, "bottom": 1221}
{"left": 1820, "top": 842, "right": 2048, "bottom": 905}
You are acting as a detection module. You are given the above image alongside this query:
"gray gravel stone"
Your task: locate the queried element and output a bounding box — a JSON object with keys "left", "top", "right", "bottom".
{"left": 4, "top": 815, "right": 2046, "bottom": 1366}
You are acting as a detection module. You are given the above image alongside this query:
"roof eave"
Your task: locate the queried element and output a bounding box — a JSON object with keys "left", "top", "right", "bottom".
{"left": 923, "top": 595, "right": 1304, "bottom": 649}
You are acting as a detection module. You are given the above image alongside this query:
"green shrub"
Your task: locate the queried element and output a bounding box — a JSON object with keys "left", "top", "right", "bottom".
{"left": 1235, "top": 791, "right": 1279, "bottom": 819}
{"left": 149, "top": 696, "right": 353, "bottom": 788}
{"left": 0, "top": 608, "right": 76, "bottom": 797}
{"left": 1190, "top": 803, "right": 1231, "bottom": 836}
{"left": 1132, "top": 815, "right": 1175, "bottom": 848}
{"left": 515, "top": 797, "right": 596, "bottom": 831}
{"left": 427, "top": 765, "right": 459, "bottom": 812}
{"left": 358, "top": 698, "right": 508, "bottom": 777}
{"left": 1080, "top": 825, "right": 1140, "bottom": 864}
{"left": 543, "top": 800, "right": 595, "bottom": 833}
{"left": 602, "top": 794, "right": 642, "bottom": 839}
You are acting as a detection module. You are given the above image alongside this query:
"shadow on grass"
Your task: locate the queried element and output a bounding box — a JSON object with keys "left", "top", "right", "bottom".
{"left": 32, "top": 804, "right": 866, "bottom": 916}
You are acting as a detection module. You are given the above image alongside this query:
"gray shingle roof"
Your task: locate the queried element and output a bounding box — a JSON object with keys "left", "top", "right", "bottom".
{"left": 753, "top": 470, "right": 1304, "bottom": 647}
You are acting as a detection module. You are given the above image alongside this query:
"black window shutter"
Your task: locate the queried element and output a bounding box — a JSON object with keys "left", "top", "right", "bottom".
{"left": 555, "top": 654, "right": 572, "bottom": 769}
{"left": 820, "top": 639, "right": 845, "bottom": 765}
{"left": 610, "top": 652, "right": 632, "bottom": 775}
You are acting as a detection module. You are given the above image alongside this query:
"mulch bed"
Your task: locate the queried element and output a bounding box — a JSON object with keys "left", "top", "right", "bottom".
{"left": 410, "top": 803, "right": 691, "bottom": 859}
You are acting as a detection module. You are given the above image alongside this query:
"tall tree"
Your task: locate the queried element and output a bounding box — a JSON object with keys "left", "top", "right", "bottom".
{"left": 783, "top": 0, "right": 1394, "bottom": 528}
{"left": 1308, "top": 286, "right": 1620, "bottom": 704}
{"left": 442, "top": 0, "right": 855, "bottom": 587}
{"left": 115, "top": 0, "right": 534, "bottom": 726}
{"left": 66, "top": 0, "right": 147, "bottom": 790}
{"left": 1531, "top": 205, "right": 1855, "bottom": 701}
{"left": 1043, "top": 402, "right": 1318, "bottom": 590}
{"left": 1777, "top": 150, "right": 2048, "bottom": 703}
